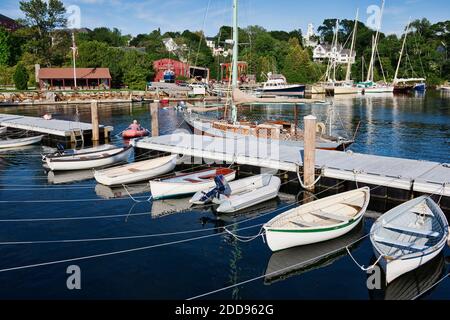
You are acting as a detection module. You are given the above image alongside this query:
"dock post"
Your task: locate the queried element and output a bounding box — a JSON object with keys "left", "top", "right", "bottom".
{"left": 304, "top": 115, "right": 317, "bottom": 192}
{"left": 91, "top": 100, "right": 99, "bottom": 143}
{"left": 150, "top": 103, "right": 159, "bottom": 137}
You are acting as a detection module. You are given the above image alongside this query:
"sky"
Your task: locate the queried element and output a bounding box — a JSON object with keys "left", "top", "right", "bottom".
{"left": 1, "top": 0, "right": 449, "bottom": 37}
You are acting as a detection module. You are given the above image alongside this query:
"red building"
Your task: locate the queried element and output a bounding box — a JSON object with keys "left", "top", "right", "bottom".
{"left": 153, "top": 58, "right": 189, "bottom": 82}
{"left": 37, "top": 67, "right": 112, "bottom": 90}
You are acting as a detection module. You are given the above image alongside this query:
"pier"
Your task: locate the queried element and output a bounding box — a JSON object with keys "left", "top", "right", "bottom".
{"left": 135, "top": 133, "right": 450, "bottom": 211}
{"left": 0, "top": 113, "right": 113, "bottom": 146}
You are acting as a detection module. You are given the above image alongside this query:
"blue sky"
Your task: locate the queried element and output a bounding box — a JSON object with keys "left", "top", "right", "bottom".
{"left": 1, "top": 0, "right": 449, "bottom": 36}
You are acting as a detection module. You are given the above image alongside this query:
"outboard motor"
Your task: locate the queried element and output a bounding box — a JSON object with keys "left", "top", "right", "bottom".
{"left": 198, "top": 175, "right": 231, "bottom": 204}
{"left": 56, "top": 143, "right": 65, "bottom": 156}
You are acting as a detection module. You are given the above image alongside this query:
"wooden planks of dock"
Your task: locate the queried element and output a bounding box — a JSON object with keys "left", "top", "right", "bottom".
{"left": 0, "top": 113, "right": 113, "bottom": 144}
{"left": 135, "top": 133, "right": 450, "bottom": 199}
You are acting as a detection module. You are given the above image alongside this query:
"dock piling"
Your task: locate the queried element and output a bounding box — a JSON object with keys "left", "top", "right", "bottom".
{"left": 91, "top": 100, "right": 99, "bottom": 142}
{"left": 304, "top": 115, "right": 317, "bottom": 192}
{"left": 150, "top": 103, "right": 159, "bottom": 137}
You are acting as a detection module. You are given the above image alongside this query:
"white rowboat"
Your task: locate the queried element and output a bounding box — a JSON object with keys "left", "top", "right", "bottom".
{"left": 190, "top": 174, "right": 281, "bottom": 213}
{"left": 45, "top": 145, "right": 133, "bottom": 171}
{"left": 94, "top": 154, "right": 177, "bottom": 186}
{"left": 370, "top": 196, "right": 449, "bottom": 284}
{"left": 263, "top": 187, "right": 370, "bottom": 252}
{"left": 150, "top": 168, "right": 236, "bottom": 200}
{"left": 43, "top": 144, "right": 117, "bottom": 161}
{"left": 0, "top": 135, "right": 43, "bottom": 149}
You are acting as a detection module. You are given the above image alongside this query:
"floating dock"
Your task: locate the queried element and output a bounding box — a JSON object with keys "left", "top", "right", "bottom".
{"left": 135, "top": 133, "right": 450, "bottom": 210}
{"left": 0, "top": 113, "right": 113, "bottom": 146}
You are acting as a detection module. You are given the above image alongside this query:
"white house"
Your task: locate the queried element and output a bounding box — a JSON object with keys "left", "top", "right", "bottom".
{"left": 313, "top": 44, "right": 356, "bottom": 64}
{"left": 162, "top": 38, "right": 179, "bottom": 53}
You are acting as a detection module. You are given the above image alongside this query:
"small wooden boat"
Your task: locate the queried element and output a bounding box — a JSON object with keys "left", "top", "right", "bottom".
{"left": 45, "top": 145, "right": 133, "bottom": 171}
{"left": 149, "top": 168, "right": 236, "bottom": 200}
{"left": 43, "top": 144, "right": 117, "bottom": 161}
{"left": 0, "top": 127, "right": 6, "bottom": 135}
{"left": 94, "top": 154, "right": 177, "bottom": 186}
{"left": 263, "top": 187, "right": 370, "bottom": 252}
{"left": 0, "top": 135, "right": 43, "bottom": 149}
{"left": 122, "top": 128, "right": 150, "bottom": 139}
{"left": 370, "top": 196, "right": 449, "bottom": 284}
{"left": 190, "top": 174, "right": 281, "bottom": 213}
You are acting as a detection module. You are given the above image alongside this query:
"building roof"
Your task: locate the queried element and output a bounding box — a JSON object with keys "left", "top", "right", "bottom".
{"left": 0, "top": 13, "right": 20, "bottom": 30}
{"left": 38, "top": 68, "right": 111, "bottom": 79}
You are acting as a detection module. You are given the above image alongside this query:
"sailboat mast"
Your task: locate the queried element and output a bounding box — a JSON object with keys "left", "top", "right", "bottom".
{"left": 366, "top": 0, "right": 385, "bottom": 82}
{"left": 333, "top": 19, "right": 339, "bottom": 82}
{"left": 232, "top": 0, "right": 239, "bottom": 88}
{"left": 71, "top": 32, "right": 77, "bottom": 89}
{"left": 345, "top": 9, "right": 359, "bottom": 82}
{"left": 394, "top": 19, "right": 411, "bottom": 82}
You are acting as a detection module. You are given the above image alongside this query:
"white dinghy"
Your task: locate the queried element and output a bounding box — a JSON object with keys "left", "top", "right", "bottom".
{"left": 42, "top": 144, "right": 117, "bottom": 161}
{"left": 94, "top": 154, "right": 177, "bottom": 186}
{"left": 263, "top": 187, "right": 370, "bottom": 252}
{"left": 0, "top": 135, "right": 43, "bottom": 149}
{"left": 150, "top": 168, "right": 236, "bottom": 200}
{"left": 45, "top": 145, "right": 133, "bottom": 171}
{"left": 370, "top": 196, "right": 449, "bottom": 284}
{"left": 190, "top": 174, "right": 281, "bottom": 213}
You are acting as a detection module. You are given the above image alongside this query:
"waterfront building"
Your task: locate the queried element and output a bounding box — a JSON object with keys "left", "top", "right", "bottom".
{"left": 37, "top": 67, "right": 111, "bottom": 90}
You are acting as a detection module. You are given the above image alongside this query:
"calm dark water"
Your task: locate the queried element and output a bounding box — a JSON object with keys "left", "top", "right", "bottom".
{"left": 0, "top": 91, "right": 448, "bottom": 300}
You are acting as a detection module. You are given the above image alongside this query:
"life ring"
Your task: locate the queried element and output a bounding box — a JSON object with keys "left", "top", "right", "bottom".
{"left": 316, "top": 122, "right": 326, "bottom": 135}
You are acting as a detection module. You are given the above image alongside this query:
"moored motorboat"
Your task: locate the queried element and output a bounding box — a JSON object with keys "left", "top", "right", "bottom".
{"left": 190, "top": 174, "right": 281, "bottom": 213}
{"left": 263, "top": 187, "right": 370, "bottom": 252}
{"left": 370, "top": 196, "right": 449, "bottom": 284}
{"left": 150, "top": 168, "right": 236, "bottom": 200}
{"left": 0, "top": 135, "right": 43, "bottom": 149}
{"left": 45, "top": 145, "right": 133, "bottom": 171}
{"left": 94, "top": 154, "right": 177, "bottom": 186}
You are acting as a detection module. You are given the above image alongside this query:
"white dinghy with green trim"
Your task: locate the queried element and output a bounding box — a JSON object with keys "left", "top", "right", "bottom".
{"left": 370, "top": 196, "right": 449, "bottom": 284}
{"left": 263, "top": 187, "right": 370, "bottom": 252}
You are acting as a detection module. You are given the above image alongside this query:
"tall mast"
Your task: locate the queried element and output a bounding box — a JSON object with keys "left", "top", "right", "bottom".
{"left": 394, "top": 19, "right": 411, "bottom": 82}
{"left": 333, "top": 19, "right": 339, "bottom": 82}
{"left": 71, "top": 32, "right": 77, "bottom": 89}
{"left": 232, "top": 0, "right": 239, "bottom": 88}
{"left": 366, "top": 0, "right": 385, "bottom": 82}
{"left": 345, "top": 9, "right": 359, "bottom": 82}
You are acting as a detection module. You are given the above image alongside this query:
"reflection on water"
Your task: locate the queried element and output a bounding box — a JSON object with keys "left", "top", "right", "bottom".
{"left": 264, "top": 221, "right": 365, "bottom": 285}
{"left": 368, "top": 254, "right": 447, "bottom": 300}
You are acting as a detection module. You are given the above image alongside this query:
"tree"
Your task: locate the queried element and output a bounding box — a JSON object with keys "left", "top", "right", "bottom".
{"left": 0, "top": 28, "right": 12, "bottom": 66}
{"left": 282, "top": 38, "right": 313, "bottom": 83}
{"left": 13, "top": 63, "right": 29, "bottom": 90}
{"left": 19, "top": 0, "right": 67, "bottom": 36}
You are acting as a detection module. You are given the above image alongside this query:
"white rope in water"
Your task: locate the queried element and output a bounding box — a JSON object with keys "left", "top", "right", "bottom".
{"left": 0, "top": 224, "right": 264, "bottom": 274}
{"left": 346, "top": 247, "right": 383, "bottom": 271}
{"left": 411, "top": 273, "right": 450, "bottom": 301}
{"left": 122, "top": 183, "right": 152, "bottom": 203}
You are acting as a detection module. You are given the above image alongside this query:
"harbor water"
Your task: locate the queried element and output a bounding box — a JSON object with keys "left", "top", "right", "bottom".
{"left": 0, "top": 91, "right": 448, "bottom": 299}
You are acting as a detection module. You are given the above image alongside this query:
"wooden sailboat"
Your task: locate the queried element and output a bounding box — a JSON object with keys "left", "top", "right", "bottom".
{"left": 370, "top": 196, "right": 449, "bottom": 284}
{"left": 184, "top": 0, "right": 353, "bottom": 151}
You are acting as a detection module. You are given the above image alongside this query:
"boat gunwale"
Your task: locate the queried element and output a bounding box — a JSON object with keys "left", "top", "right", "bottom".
{"left": 47, "top": 145, "right": 133, "bottom": 163}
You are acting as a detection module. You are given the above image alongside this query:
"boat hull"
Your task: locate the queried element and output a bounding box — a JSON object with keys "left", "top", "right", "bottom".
{"left": 122, "top": 129, "right": 150, "bottom": 139}
{"left": 264, "top": 216, "right": 364, "bottom": 252}
{"left": 374, "top": 242, "right": 446, "bottom": 284}
{"left": 259, "top": 85, "right": 305, "bottom": 95}
{"left": 150, "top": 171, "right": 236, "bottom": 200}
{"left": 94, "top": 155, "right": 177, "bottom": 186}
{"left": 0, "top": 135, "right": 43, "bottom": 149}
{"left": 46, "top": 146, "right": 133, "bottom": 171}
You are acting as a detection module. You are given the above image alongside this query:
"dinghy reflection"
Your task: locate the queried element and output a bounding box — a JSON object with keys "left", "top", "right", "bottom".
{"left": 95, "top": 182, "right": 150, "bottom": 199}
{"left": 151, "top": 197, "right": 209, "bottom": 219}
{"left": 264, "top": 221, "right": 365, "bottom": 285}
{"left": 368, "top": 254, "right": 447, "bottom": 300}
{"left": 48, "top": 169, "right": 94, "bottom": 184}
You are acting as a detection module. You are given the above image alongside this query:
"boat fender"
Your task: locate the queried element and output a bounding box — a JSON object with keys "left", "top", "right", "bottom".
{"left": 316, "top": 122, "right": 326, "bottom": 135}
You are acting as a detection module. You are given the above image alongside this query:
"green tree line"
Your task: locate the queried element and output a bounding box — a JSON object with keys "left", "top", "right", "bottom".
{"left": 0, "top": 0, "right": 448, "bottom": 90}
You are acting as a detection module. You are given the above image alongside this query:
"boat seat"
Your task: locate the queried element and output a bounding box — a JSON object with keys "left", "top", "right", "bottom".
{"left": 383, "top": 224, "right": 440, "bottom": 238}
{"left": 411, "top": 206, "right": 434, "bottom": 217}
{"left": 128, "top": 168, "right": 141, "bottom": 173}
{"left": 373, "top": 235, "right": 429, "bottom": 251}
{"left": 184, "top": 178, "right": 202, "bottom": 183}
{"left": 290, "top": 220, "right": 320, "bottom": 228}
{"left": 310, "top": 210, "right": 349, "bottom": 223}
